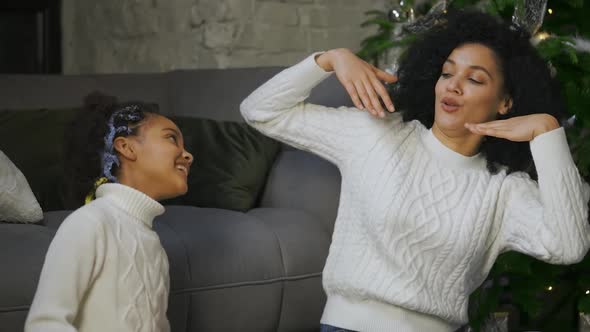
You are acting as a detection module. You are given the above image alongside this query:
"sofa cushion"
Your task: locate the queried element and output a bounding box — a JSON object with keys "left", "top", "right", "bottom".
{"left": 154, "top": 207, "right": 285, "bottom": 331}
{"left": 164, "top": 117, "right": 280, "bottom": 212}
{"left": 260, "top": 150, "right": 341, "bottom": 233}
{"left": 0, "top": 150, "right": 43, "bottom": 223}
{"left": 0, "top": 223, "right": 54, "bottom": 315}
{"left": 42, "top": 210, "right": 73, "bottom": 231}
{"left": 247, "top": 208, "right": 329, "bottom": 331}
{"left": 154, "top": 207, "right": 285, "bottom": 288}
{"left": 246, "top": 208, "right": 330, "bottom": 276}
{"left": 153, "top": 206, "right": 327, "bottom": 331}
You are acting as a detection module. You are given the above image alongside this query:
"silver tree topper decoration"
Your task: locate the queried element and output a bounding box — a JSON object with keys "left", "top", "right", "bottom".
{"left": 381, "top": 0, "right": 550, "bottom": 74}
{"left": 511, "top": 0, "right": 548, "bottom": 35}
{"left": 397, "top": 0, "right": 549, "bottom": 36}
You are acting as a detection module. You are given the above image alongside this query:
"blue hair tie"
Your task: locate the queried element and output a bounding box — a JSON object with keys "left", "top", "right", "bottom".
{"left": 101, "top": 105, "right": 142, "bottom": 182}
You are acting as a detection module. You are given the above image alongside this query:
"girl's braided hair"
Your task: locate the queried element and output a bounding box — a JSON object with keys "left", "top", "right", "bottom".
{"left": 63, "top": 92, "right": 158, "bottom": 208}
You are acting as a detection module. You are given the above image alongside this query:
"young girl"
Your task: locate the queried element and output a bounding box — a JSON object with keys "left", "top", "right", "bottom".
{"left": 25, "top": 93, "right": 193, "bottom": 332}
{"left": 241, "top": 10, "right": 590, "bottom": 332}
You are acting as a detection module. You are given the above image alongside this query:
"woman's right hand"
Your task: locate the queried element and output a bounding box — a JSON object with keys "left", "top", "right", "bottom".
{"left": 315, "top": 48, "right": 397, "bottom": 118}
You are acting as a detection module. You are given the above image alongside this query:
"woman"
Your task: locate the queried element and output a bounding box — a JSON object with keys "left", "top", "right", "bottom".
{"left": 240, "top": 10, "right": 590, "bottom": 332}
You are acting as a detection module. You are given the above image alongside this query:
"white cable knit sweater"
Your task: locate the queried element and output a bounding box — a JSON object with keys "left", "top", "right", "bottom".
{"left": 25, "top": 183, "right": 170, "bottom": 332}
{"left": 240, "top": 54, "right": 590, "bottom": 331}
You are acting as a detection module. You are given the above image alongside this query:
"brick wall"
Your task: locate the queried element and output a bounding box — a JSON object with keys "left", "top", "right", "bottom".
{"left": 61, "top": 0, "right": 388, "bottom": 73}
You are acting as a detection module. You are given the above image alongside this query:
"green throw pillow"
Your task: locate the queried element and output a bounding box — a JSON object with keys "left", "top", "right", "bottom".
{"left": 164, "top": 116, "right": 280, "bottom": 212}
{"left": 0, "top": 109, "right": 280, "bottom": 212}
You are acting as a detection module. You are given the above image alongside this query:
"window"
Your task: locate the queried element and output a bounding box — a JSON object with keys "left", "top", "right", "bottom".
{"left": 0, "top": 0, "right": 61, "bottom": 73}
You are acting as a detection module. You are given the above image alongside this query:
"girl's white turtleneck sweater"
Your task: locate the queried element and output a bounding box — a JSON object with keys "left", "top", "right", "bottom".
{"left": 240, "top": 54, "right": 590, "bottom": 331}
{"left": 25, "top": 183, "right": 170, "bottom": 332}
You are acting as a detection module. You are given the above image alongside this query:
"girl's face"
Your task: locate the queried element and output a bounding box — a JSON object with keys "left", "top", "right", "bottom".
{"left": 434, "top": 43, "right": 511, "bottom": 134}
{"left": 118, "top": 114, "right": 193, "bottom": 201}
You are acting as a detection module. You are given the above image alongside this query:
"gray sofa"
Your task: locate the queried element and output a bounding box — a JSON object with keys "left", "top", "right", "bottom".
{"left": 0, "top": 66, "right": 351, "bottom": 332}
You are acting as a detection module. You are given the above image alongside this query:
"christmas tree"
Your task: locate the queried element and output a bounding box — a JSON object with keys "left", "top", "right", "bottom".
{"left": 359, "top": 1, "right": 590, "bottom": 330}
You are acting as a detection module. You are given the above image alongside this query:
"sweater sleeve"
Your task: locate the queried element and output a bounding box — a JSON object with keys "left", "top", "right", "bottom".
{"left": 498, "top": 127, "right": 590, "bottom": 264}
{"left": 25, "top": 210, "right": 106, "bottom": 332}
{"left": 240, "top": 53, "right": 402, "bottom": 167}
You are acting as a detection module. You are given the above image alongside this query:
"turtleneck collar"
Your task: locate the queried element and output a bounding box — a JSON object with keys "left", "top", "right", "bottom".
{"left": 421, "top": 127, "right": 487, "bottom": 171}
{"left": 95, "top": 183, "right": 165, "bottom": 228}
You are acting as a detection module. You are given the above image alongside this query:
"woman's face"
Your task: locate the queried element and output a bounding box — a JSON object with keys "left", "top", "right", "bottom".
{"left": 434, "top": 43, "right": 511, "bottom": 134}
{"left": 123, "top": 114, "right": 193, "bottom": 201}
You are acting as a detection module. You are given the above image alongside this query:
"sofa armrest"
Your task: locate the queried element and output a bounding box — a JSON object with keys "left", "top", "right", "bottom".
{"left": 259, "top": 150, "right": 341, "bottom": 234}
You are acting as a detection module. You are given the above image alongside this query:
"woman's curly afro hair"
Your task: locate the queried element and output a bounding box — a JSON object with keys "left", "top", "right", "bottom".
{"left": 391, "top": 9, "right": 566, "bottom": 180}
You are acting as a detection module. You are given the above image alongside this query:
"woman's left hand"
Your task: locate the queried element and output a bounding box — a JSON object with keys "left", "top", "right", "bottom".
{"left": 465, "top": 114, "right": 560, "bottom": 142}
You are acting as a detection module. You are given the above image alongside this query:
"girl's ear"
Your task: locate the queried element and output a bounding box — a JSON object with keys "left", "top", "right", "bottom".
{"left": 499, "top": 97, "right": 513, "bottom": 115}
{"left": 113, "top": 137, "right": 137, "bottom": 161}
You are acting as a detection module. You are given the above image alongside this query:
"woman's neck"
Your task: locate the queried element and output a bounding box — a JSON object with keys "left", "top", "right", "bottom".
{"left": 431, "top": 123, "right": 483, "bottom": 157}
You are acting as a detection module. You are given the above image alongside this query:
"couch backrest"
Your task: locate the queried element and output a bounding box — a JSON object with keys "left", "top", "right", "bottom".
{"left": 0, "top": 66, "right": 352, "bottom": 121}
{"left": 0, "top": 73, "right": 174, "bottom": 115}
